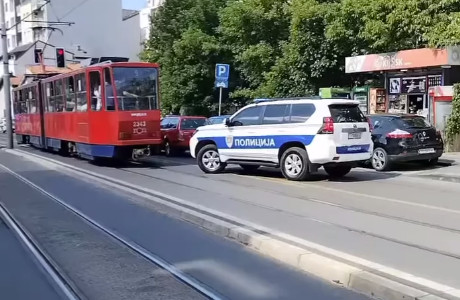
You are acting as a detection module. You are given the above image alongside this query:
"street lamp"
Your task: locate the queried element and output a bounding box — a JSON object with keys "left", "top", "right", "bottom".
{"left": 0, "top": 0, "right": 13, "bottom": 149}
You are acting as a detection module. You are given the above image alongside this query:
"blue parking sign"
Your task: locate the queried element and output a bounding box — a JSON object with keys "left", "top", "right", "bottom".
{"left": 215, "top": 64, "right": 230, "bottom": 80}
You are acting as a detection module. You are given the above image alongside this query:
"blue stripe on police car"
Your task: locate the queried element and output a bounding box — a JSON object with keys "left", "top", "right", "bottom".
{"left": 198, "top": 135, "right": 315, "bottom": 149}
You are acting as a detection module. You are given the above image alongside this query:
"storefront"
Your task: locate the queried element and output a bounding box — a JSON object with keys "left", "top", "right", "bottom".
{"left": 346, "top": 47, "right": 460, "bottom": 123}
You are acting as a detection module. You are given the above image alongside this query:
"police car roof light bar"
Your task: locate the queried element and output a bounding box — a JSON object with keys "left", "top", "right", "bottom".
{"left": 253, "top": 96, "right": 321, "bottom": 103}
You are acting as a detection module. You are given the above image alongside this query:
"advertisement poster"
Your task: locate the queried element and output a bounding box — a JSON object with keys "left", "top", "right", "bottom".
{"left": 401, "top": 77, "right": 427, "bottom": 94}
{"left": 389, "top": 78, "right": 401, "bottom": 94}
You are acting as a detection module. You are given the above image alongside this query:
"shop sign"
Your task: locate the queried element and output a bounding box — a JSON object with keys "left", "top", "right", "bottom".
{"left": 401, "top": 77, "right": 426, "bottom": 94}
{"left": 345, "top": 48, "right": 452, "bottom": 73}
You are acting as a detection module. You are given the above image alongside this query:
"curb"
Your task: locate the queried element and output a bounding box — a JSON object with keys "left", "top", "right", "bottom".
{"left": 3, "top": 148, "right": 459, "bottom": 300}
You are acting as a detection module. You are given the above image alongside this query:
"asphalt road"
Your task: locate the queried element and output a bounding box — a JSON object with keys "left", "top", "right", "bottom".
{"left": 0, "top": 218, "right": 62, "bottom": 300}
{"left": 0, "top": 145, "right": 372, "bottom": 300}
{"left": 2, "top": 133, "right": 460, "bottom": 294}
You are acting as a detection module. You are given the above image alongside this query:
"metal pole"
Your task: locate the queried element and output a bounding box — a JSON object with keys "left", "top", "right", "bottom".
{"left": 218, "top": 87, "right": 222, "bottom": 116}
{"left": 1, "top": 0, "right": 13, "bottom": 149}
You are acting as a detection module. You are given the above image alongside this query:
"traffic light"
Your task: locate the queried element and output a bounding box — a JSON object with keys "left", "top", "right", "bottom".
{"left": 56, "top": 48, "right": 65, "bottom": 68}
{"left": 34, "top": 49, "right": 43, "bottom": 63}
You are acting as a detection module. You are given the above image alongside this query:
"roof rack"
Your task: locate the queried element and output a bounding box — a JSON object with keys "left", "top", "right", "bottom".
{"left": 253, "top": 96, "right": 322, "bottom": 103}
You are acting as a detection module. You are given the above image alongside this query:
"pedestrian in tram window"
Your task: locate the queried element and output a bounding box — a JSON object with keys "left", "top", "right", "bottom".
{"left": 92, "top": 84, "right": 102, "bottom": 111}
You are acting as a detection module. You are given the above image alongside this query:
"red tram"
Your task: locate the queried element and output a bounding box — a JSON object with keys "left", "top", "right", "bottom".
{"left": 13, "top": 62, "right": 162, "bottom": 160}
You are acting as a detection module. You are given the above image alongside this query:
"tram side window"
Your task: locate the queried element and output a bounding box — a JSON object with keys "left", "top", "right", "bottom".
{"left": 46, "top": 82, "right": 55, "bottom": 112}
{"left": 89, "top": 71, "right": 102, "bottom": 111}
{"left": 13, "top": 91, "right": 18, "bottom": 114}
{"left": 65, "top": 76, "right": 76, "bottom": 112}
{"left": 104, "top": 68, "right": 115, "bottom": 111}
{"left": 28, "top": 87, "right": 37, "bottom": 114}
{"left": 19, "top": 90, "right": 27, "bottom": 114}
{"left": 76, "top": 73, "right": 87, "bottom": 112}
{"left": 55, "top": 80, "right": 65, "bottom": 112}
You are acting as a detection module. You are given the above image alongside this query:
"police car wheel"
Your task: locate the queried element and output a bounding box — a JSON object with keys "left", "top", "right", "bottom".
{"left": 280, "top": 147, "right": 310, "bottom": 181}
{"left": 371, "top": 147, "right": 390, "bottom": 171}
{"left": 324, "top": 165, "right": 352, "bottom": 178}
{"left": 197, "top": 144, "right": 226, "bottom": 174}
{"left": 240, "top": 164, "right": 260, "bottom": 172}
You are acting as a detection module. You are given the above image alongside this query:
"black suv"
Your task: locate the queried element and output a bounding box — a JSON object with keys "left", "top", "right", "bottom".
{"left": 367, "top": 114, "right": 443, "bottom": 171}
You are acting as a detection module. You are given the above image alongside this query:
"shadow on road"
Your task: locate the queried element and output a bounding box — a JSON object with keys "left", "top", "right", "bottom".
{"left": 231, "top": 166, "right": 401, "bottom": 182}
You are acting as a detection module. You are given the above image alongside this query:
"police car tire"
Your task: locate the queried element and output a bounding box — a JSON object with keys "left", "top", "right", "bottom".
{"left": 197, "top": 144, "right": 226, "bottom": 174}
{"left": 324, "top": 165, "right": 352, "bottom": 178}
{"left": 280, "top": 147, "right": 310, "bottom": 181}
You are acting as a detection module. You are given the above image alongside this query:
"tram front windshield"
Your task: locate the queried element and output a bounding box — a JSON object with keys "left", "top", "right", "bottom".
{"left": 112, "top": 67, "right": 158, "bottom": 111}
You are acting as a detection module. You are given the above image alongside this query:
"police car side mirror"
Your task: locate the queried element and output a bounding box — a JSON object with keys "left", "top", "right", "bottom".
{"left": 224, "top": 118, "right": 231, "bottom": 127}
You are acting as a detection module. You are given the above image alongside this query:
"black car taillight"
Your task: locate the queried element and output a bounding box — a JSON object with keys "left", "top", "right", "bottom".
{"left": 318, "top": 117, "right": 334, "bottom": 134}
{"left": 386, "top": 129, "right": 413, "bottom": 139}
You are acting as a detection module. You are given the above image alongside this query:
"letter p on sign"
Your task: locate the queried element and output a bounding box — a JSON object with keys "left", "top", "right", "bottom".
{"left": 215, "top": 64, "right": 230, "bottom": 80}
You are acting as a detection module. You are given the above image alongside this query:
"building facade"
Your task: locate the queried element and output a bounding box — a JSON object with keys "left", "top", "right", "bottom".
{"left": 1, "top": 0, "right": 142, "bottom": 118}
{"left": 140, "top": 0, "right": 164, "bottom": 44}
{"left": 346, "top": 46, "right": 460, "bottom": 134}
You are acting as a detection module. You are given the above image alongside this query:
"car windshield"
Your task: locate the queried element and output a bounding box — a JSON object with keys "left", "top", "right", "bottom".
{"left": 398, "top": 116, "right": 431, "bottom": 129}
{"left": 181, "top": 118, "right": 206, "bottom": 129}
{"left": 329, "top": 104, "right": 367, "bottom": 123}
{"left": 112, "top": 67, "right": 158, "bottom": 111}
{"left": 208, "top": 116, "right": 227, "bottom": 124}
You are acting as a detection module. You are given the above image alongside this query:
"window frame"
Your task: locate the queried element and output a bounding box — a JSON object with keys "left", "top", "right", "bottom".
{"left": 231, "top": 105, "right": 264, "bottom": 126}
{"left": 104, "top": 67, "right": 116, "bottom": 111}
{"left": 54, "top": 79, "right": 65, "bottom": 112}
{"left": 65, "top": 75, "right": 77, "bottom": 112}
{"left": 288, "top": 103, "right": 317, "bottom": 123}
{"left": 89, "top": 70, "right": 103, "bottom": 112}
{"left": 75, "top": 72, "right": 88, "bottom": 112}
{"left": 261, "top": 104, "right": 289, "bottom": 125}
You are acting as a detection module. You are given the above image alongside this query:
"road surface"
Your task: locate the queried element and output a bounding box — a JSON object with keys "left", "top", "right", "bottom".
{"left": 0, "top": 141, "right": 372, "bottom": 300}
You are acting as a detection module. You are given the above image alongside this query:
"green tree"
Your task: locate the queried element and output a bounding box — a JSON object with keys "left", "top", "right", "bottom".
{"left": 141, "top": 0, "right": 228, "bottom": 114}
{"left": 218, "top": 0, "right": 291, "bottom": 100}
{"left": 260, "top": 0, "right": 347, "bottom": 97}
{"left": 446, "top": 84, "right": 460, "bottom": 146}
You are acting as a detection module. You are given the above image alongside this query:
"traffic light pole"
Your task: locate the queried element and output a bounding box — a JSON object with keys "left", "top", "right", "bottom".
{"left": 0, "top": 0, "right": 13, "bottom": 149}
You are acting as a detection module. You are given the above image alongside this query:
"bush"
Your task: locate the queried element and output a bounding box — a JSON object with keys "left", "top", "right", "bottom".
{"left": 446, "top": 84, "right": 460, "bottom": 147}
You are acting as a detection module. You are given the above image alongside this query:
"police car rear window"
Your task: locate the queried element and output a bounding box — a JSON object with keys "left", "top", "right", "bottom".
{"left": 329, "top": 104, "right": 366, "bottom": 123}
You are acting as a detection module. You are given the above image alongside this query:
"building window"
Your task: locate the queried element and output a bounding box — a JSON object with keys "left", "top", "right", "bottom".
{"left": 12, "top": 35, "right": 16, "bottom": 48}
{"left": 5, "top": 2, "right": 8, "bottom": 12}
{"left": 7, "top": 38, "right": 10, "bottom": 48}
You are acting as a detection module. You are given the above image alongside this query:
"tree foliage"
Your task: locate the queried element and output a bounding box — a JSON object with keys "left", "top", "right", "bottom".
{"left": 446, "top": 84, "right": 460, "bottom": 145}
{"left": 141, "top": 0, "right": 460, "bottom": 115}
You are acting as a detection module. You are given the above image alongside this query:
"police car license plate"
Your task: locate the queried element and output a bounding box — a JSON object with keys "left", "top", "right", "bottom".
{"left": 348, "top": 132, "right": 361, "bottom": 139}
{"left": 418, "top": 148, "right": 435, "bottom": 154}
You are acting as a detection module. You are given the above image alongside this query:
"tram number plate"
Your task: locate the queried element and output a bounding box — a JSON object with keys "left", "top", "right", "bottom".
{"left": 133, "top": 121, "right": 146, "bottom": 127}
{"left": 348, "top": 132, "right": 361, "bottom": 139}
{"left": 133, "top": 121, "right": 147, "bottom": 135}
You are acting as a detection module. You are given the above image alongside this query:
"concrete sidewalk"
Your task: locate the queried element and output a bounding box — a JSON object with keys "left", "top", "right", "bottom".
{"left": 419, "top": 152, "right": 460, "bottom": 183}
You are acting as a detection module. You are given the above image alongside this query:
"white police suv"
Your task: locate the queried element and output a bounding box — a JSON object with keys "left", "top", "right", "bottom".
{"left": 190, "top": 97, "right": 373, "bottom": 181}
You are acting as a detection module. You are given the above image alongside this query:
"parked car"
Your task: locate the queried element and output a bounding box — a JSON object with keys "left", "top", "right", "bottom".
{"left": 367, "top": 114, "right": 443, "bottom": 171}
{"left": 207, "top": 115, "right": 232, "bottom": 125}
{"left": 160, "top": 115, "right": 207, "bottom": 156}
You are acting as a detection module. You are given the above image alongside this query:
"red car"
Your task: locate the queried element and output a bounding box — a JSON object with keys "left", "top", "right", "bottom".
{"left": 160, "top": 115, "right": 207, "bottom": 156}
